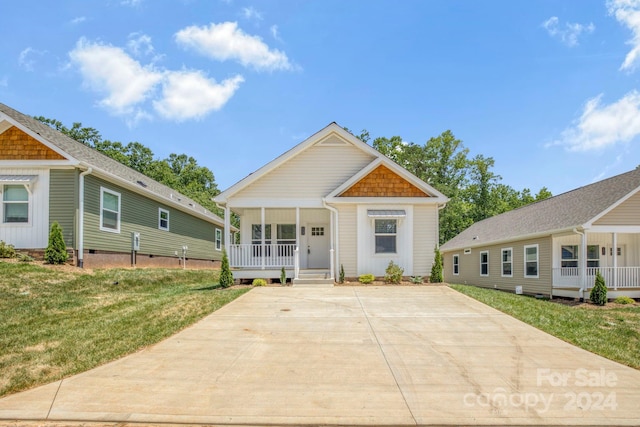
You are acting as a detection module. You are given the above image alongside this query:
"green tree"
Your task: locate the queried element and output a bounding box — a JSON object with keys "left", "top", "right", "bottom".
{"left": 430, "top": 247, "right": 443, "bottom": 283}
{"left": 44, "top": 222, "right": 68, "bottom": 264}
{"left": 219, "top": 248, "right": 233, "bottom": 288}
{"left": 590, "top": 272, "right": 608, "bottom": 306}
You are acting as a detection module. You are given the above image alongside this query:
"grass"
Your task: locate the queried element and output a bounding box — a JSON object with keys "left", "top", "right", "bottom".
{"left": 450, "top": 284, "right": 640, "bottom": 369}
{"left": 0, "top": 261, "right": 251, "bottom": 398}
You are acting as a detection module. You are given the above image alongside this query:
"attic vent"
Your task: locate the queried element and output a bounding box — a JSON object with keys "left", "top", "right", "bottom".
{"left": 316, "top": 134, "right": 350, "bottom": 146}
{"left": 136, "top": 180, "right": 147, "bottom": 188}
{"left": 464, "top": 248, "right": 472, "bottom": 255}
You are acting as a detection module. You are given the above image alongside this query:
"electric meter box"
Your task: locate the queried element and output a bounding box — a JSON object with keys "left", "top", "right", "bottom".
{"left": 132, "top": 232, "right": 140, "bottom": 251}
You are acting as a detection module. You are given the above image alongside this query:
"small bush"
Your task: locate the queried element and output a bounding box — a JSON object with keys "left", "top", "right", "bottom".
{"left": 280, "top": 266, "right": 287, "bottom": 285}
{"left": 410, "top": 276, "right": 423, "bottom": 284}
{"left": 0, "top": 240, "right": 16, "bottom": 258}
{"left": 359, "top": 274, "right": 375, "bottom": 284}
{"left": 219, "top": 248, "right": 233, "bottom": 288}
{"left": 252, "top": 278, "right": 267, "bottom": 286}
{"left": 590, "top": 271, "right": 608, "bottom": 306}
{"left": 45, "top": 222, "right": 69, "bottom": 264}
{"left": 17, "top": 253, "right": 34, "bottom": 263}
{"left": 384, "top": 260, "right": 404, "bottom": 284}
{"left": 339, "top": 264, "right": 345, "bottom": 284}
{"left": 614, "top": 296, "right": 635, "bottom": 305}
{"left": 430, "top": 247, "right": 443, "bottom": 283}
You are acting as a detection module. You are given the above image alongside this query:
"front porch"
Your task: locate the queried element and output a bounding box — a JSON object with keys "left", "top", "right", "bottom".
{"left": 551, "top": 230, "right": 640, "bottom": 299}
{"left": 222, "top": 207, "right": 337, "bottom": 281}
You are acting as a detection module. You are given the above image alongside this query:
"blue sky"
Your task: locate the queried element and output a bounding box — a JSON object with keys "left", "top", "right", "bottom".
{"left": 2, "top": 0, "right": 640, "bottom": 196}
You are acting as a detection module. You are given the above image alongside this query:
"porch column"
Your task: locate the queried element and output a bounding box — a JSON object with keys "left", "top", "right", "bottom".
{"left": 261, "top": 207, "right": 265, "bottom": 270}
{"left": 295, "top": 207, "right": 300, "bottom": 279}
{"left": 612, "top": 232, "right": 618, "bottom": 290}
{"left": 580, "top": 231, "right": 588, "bottom": 292}
{"left": 329, "top": 208, "right": 335, "bottom": 279}
{"left": 224, "top": 206, "right": 231, "bottom": 253}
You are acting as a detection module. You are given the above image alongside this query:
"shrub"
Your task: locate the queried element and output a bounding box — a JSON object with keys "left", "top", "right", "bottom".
{"left": 614, "top": 296, "right": 635, "bottom": 305}
{"left": 44, "top": 222, "right": 69, "bottom": 264}
{"left": 219, "top": 248, "right": 233, "bottom": 288}
{"left": 0, "top": 241, "right": 16, "bottom": 258}
{"left": 17, "top": 253, "right": 34, "bottom": 263}
{"left": 410, "top": 276, "right": 423, "bottom": 284}
{"left": 252, "top": 278, "right": 267, "bottom": 286}
{"left": 384, "top": 260, "right": 404, "bottom": 284}
{"left": 430, "top": 247, "right": 443, "bottom": 283}
{"left": 339, "top": 264, "right": 345, "bottom": 284}
{"left": 280, "top": 266, "right": 287, "bottom": 285}
{"left": 359, "top": 274, "right": 375, "bottom": 284}
{"left": 590, "top": 271, "right": 607, "bottom": 306}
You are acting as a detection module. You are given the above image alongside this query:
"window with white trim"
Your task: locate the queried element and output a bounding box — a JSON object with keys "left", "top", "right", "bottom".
{"left": 561, "top": 245, "right": 578, "bottom": 268}
{"left": 480, "top": 251, "right": 489, "bottom": 276}
{"left": 158, "top": 208, "right": 169, "bottom": 231}
{"left": 215, "top": 228, "right": 222, "bottom": 251}
{"left": 501, "top": 248, "right": 512, "bottom": 277}
{"left": 2, "top": 185, "right": 29, "bottom": 223}
{"left": 251, "top": 224, "right": 272, "bottom": 257}
{"left": 524, "top": 244, "right": 538, "bottom": 278}
{"left": 452, "top": 254, "right": 459, "bottom": 275}
{"left": 100, "top": 187, "right": 121, "bottom": 233}
{"left": 374, "top": 219, "right": 397, "bottom": 254}
{"left": 587, "top": 245, "right": 600, "bottom": 268}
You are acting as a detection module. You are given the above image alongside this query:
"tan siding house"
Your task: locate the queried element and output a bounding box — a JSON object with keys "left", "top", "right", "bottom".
{"left": 0, "top": 103, "right": 230, "bottom": 268}
{"left": 441, "top": 167, "right": 640, "bottom": 299}
{"left": 214, "top": 123, "right": 448, "bottom": 284}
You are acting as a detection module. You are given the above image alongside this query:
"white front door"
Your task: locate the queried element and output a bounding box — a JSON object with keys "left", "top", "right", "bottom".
{"left": 307, "top": 224, "right": 329, "bottom": 268}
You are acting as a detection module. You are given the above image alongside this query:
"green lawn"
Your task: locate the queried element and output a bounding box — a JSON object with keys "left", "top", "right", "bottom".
{"left": 450, "top": 284, "right": 640, "bottom": 369}
{"left": 0, "top": 262, "right": 251, "bottom": 397}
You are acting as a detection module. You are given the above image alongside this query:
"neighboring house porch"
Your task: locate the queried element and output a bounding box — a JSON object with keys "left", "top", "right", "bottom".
{"left": 552, "top": 230, "right": 640, "bottom": 298}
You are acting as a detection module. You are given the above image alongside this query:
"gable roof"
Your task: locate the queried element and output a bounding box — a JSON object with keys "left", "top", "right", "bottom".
{"left": 441, "top": 167, "right": 640, "bottom": 252}
{"left": 214, "top": 122, "right": 448, "bottom": 204}
{"left": 0, "top": 103, "right": 227, "bottom": 227}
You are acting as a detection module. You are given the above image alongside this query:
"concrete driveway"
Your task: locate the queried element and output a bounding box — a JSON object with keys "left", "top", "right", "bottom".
{"left": 1, "top": 286, "right": 639, "bottom": 426}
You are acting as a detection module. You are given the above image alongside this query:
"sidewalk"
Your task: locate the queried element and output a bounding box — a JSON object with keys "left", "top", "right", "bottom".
{"left": 1, "top": 286, "right": 639, "bottom": 426}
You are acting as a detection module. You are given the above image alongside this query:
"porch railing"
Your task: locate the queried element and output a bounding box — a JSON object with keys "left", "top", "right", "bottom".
{"left": 228, "top": 244, "right": 296, "bottom": 268}
{"left": 552, "top": 267, "right": 640, "bottom": 289}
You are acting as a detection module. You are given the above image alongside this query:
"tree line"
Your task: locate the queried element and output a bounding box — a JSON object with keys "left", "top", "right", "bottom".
{"left": 36, "top": 117, "right": 222, "bottom": 217}
{"left": 348, "top": 129, "right": 551, "bottom": 244}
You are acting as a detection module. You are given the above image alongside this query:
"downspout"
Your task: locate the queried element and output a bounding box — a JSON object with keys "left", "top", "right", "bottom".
{"left": 573, "top": 228, "right": 586, "bottom": 300}
{"left": 77, "top": 167, "right": 93, "bottom": 268}
{"left": 323, "top": 199, "right": 339, "bottom": 281}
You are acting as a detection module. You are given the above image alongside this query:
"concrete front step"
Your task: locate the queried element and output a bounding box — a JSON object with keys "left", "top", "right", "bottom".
{"left": 292, "top": 277, "right": 335, "bottom": 287}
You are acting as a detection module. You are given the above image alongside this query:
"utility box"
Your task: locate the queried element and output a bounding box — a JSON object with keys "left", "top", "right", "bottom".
{"left": 515, "top": 286, "right": 523, "bottom": 295}
{"left": 132, "top": 232, "right": 140, "bottom": 251}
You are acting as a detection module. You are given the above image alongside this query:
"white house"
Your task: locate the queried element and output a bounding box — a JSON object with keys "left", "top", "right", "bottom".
{"left": 214, "top": 123, "right": 448, "bottom": 283}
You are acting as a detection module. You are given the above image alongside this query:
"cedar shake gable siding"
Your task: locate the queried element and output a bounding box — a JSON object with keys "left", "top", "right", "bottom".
{"left": 0, "top": 126, "right": 66, "bottom": 160}
{"left": 339, "top": 165, "right": 430, "bottom": 198}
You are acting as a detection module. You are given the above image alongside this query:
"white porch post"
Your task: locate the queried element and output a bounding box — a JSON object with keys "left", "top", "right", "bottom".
{"left": 224, "top": 206, "right": 231, "bottom": 252}
{"left": 295, "top": 207, "right": 300, "bottom": 279}
{"left": 612, "top": 232, "right": 618, "bottom": 290}
{"left": 580, "top": 231, "right": 588, "bottom": 294}
{"left": 329, "top": 208, "right": 335, "bottom": 279}
{"left": 261, "top": 207, "right": 265, "bottom": 270}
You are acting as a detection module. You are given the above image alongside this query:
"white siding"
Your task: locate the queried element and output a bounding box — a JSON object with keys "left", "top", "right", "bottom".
{"left": 234, "top": 143, "right": 375, "bottom": 200}
{"left": 413, "top": 204, "right": 438, "bottom": 276}
{"left": 0, "top": 168, "right": 50, "bottom": 248}
{"left": 357, "top": 204, "right": 413, "bottom": 276}
{"left": 337, "top": 204, "right": 357, "bottom": 276}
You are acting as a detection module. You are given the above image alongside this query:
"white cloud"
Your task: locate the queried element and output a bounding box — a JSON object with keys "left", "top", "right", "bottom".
{"left": 68, "top": 37, "right": 243, "bottom": 123}
{"left": 175, "top": 22, "right": 294, "bottom": 71}
{"left": 121, "top": 0, "right": 142, "bottom": 6}
{"left": 18, "top": 47, "right": 46, "bottom": 72}
{"left": 127, "top": 32, "right": 155, "bottom": 57}
{"left": 242, "top": 6, "right": 263, "bottom": 22}
{"left": 608, "top": 0, "right": 640, "bottom": 71}
{"left": 154, "top": 71, "right": 244, "bottom": 121}
{"left": 542, "top": 16, "right": 595, "bottom": 47}
{"left": 554, "top": 91, "right": 640, "bottom": 151}
{"left": 270, "top": 24, "right": 282, "bottom": 42}
{"left": 69, "top": 38, "right": 163, "bottom": 115}
{"left": 70, "top": 16, "right": 86, "bottom": 25}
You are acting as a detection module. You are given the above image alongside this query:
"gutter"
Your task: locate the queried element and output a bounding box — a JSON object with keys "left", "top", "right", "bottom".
{"left": 322, "top": 198, "right": 339, "bottom": 281}
{"left": 77, "top": 167, "right": 93, "bottom": 268}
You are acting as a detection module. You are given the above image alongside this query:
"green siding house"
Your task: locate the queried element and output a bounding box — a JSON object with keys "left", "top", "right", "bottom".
{"left": 0, "top": 103, "right": 229, "bottom": 268}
